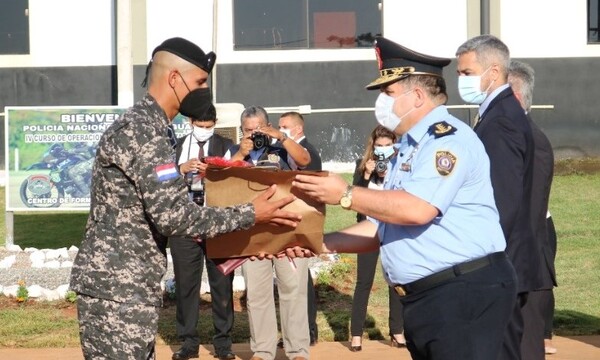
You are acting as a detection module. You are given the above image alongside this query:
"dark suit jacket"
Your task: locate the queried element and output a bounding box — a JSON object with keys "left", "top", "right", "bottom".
{"left": 528, "top": 115, "right": 556, "bottom": 288}
{"left": 475, "top": 86, "right": 540, "bottom": 293}
{"left": 175, "top": 133, "right": 233, "bottom": 165}
{"left": 352, "top": 159, "right": 370, "bottom": 223}
{"left": 300, "top": 137, "right": 322, "bottom": 171}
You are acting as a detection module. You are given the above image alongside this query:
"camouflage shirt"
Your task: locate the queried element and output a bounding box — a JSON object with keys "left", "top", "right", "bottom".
{"left": 70, "top": 94, "right": 255, "bottom": 306}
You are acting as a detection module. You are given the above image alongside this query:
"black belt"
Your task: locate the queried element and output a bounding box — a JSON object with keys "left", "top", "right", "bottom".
{"left": 393, "top": 252, "right": 507, "bottom": 297}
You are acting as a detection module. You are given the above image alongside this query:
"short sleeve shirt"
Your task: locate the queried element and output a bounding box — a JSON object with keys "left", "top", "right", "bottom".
{"left": 378, "top": 106, "right": 506, "bottom": 285}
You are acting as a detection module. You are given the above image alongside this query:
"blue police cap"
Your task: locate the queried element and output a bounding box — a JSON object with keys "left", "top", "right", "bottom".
{"left": 366, "top": 37, "right": 451, "bottom": 90}
{"left": 152, "top": 37, "right": 216, "bottom": 74}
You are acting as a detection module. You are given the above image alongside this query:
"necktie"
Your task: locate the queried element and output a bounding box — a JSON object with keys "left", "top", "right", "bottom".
{"left": 471, "top": 112, "right": 481, "bottom": 129}
{"left": 197, "top": 141, "right": 206, "bottom": 160}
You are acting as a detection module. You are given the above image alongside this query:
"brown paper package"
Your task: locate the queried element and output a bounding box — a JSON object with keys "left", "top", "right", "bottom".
{"left": 204, "top": 165, "right": 327, "bottom": 259}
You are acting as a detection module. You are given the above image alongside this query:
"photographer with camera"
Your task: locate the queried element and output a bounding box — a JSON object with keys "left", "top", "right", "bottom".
{"left": 228, "top": 105, "right": 312, "bottom": 360}
{"left": 349, "top": 125, "right": 405, "bottom": 352}
{"left": 229, "top": 106, "right": 310, "bottom": 169}
{"left": 170, "top": 102, "right": 239, "bottom": 360}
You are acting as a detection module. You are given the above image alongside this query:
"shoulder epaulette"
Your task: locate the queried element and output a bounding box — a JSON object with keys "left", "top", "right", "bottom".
{"left": 428, "top": 121, "right": 457, "bottom": 138}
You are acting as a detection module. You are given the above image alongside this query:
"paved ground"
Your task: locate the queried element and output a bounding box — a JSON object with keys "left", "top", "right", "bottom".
{"left": 0, "top": 336, "right": 598, "bottom": 359}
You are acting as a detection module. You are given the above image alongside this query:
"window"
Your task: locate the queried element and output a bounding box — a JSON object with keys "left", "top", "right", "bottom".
{"left": 233, "top": 0, "right": 381, "bottom": 50}
{"left": 589, "top": 0, "right": 600, "bottom": 43}
{"left": 0, "top": 0, "right": 30, "bottom": 55}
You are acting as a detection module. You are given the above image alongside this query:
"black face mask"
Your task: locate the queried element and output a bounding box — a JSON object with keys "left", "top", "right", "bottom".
{"left": 176, "top": 73, "right": 212, "bottom": 118}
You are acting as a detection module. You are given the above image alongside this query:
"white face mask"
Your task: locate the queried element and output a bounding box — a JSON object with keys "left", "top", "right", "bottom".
{"left": 374, "top": 91, "right": 415, "bottom": 131}
{"left": 458, "top": 67, "right": 493, "bottom": 104}
{"left": 192, "top": 126, "right": 214, "bottom": 142}
{"left": 280, "top": 128, "right": 292, "bottom": 139}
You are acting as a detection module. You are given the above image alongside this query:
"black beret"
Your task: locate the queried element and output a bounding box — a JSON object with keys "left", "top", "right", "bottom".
{"left": 366, "top": 37, "right": 451, "bottom": 90}
{"left": 152, "top": 37, "right": 216, "bottom": 74}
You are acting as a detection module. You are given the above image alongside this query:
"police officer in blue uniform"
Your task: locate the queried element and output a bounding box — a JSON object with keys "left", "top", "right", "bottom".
{"left": 292, "top": 37, "right": 518, "bottom": 360}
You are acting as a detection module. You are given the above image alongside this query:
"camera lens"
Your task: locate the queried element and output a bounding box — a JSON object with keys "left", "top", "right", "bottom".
{"left": 192, "top": 191, "right": 204, "bottom": 206}
{"left": 375, "top": 160, "right": 387, "bottom": 173}
{"left": 252, "top": 133, "right": 268, "bottom": 150}
{"left": 375, "top": 154, "right": 387, "bottom": 173}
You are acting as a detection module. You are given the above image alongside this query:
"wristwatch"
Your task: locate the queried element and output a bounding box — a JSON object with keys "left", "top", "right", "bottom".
{"left": 339, "top": 185, "right": 354, "bottom": 209}
{"left": 279, "top": 131, "right": 288, "bottom": 142}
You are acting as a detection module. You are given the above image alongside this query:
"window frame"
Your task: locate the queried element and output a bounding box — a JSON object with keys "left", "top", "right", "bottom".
{"left": 0, "top": 0, "right": 30, "bottom": 55}
{"left": 588, "top": 0, "right": 600, "bottom": 43}
{"left": 232, "top": 0, "right": 382, "bottom": 51}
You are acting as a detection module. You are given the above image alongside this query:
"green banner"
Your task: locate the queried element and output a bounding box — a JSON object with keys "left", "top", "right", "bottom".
{"left": 4, "top": 106, "right": 191, "bottom": 211}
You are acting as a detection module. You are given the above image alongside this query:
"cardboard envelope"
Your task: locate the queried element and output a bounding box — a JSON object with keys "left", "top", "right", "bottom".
{"left": 204, "top": 165, "right": 327, "bottom": 259}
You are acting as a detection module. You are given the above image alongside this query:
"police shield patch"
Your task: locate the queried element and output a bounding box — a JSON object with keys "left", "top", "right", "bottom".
{"left": 435, "top": 151, "right": 456, "bottom": 176}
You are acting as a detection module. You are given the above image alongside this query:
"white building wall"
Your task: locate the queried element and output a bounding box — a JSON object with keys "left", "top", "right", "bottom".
{"left": 382, "top": 0, "right": 469, "bottom": 59}
{"left": 145, "top": 0, "right": 215, "bottom": 61}
{"left": 0, "top": 0, "right": 115, "bottom": 68}
{"left": 1, "top": 0, "right": 599, "bottom": 68}
{"left": 500, "top": 0, "right": 600, "bottom": 58}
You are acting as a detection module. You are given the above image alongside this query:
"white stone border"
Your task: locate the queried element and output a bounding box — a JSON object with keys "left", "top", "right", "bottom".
{"left": 1, "top": 245, "right": 338, "bottom": 302}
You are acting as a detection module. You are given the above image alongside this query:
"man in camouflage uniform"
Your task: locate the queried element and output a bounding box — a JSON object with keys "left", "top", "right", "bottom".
{"left": 70, "top": 37, "right": 301, "bottom": 360}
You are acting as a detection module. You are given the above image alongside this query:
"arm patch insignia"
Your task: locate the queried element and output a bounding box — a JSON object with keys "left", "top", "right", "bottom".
{"left": 155, "top": 162, "right": 179, "bottom": 182}
{"left": 436, "top": 151, "right": 456, "bottom": 176}
{"left": 429, "top": 121, "right": 457, "bottom": 138}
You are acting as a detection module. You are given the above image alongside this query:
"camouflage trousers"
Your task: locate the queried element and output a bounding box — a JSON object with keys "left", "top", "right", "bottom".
{"left": 77, "top": 294, "right": 159, "bottom": 360}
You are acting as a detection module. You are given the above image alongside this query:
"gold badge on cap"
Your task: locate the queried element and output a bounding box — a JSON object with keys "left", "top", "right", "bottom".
{"left": 435, "top": 151, "right": 456, "bottom": 176}
{"left": 268, "top": 153, "right": 280, "bottom": 163}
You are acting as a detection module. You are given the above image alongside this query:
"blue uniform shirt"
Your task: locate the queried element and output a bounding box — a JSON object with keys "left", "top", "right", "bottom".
{"left": 377, "top": 106, "right": 506, "bottom": 285}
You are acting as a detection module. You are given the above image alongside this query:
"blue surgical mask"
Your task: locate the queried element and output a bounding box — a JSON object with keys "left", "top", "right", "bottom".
{"left": 374, "top": 145, "right": 395, "bottom": 159}
{"left": 458, "top": 67, "right": 493, "bottom": 105}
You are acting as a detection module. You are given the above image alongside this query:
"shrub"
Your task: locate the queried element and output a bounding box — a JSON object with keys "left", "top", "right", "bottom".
{"left": 65, "top": 290, "right": 77, "bottom": 303}
{"left": 16, "top": 280, "right": 29, "bottom": 303}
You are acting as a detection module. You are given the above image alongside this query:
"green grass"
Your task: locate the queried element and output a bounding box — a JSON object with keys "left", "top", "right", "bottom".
{"left": 0, "top": 301, "right": 80, "bottom": 347}
{"left": 322, "top": 173, "right": 355, "bottom": 233}
{"left": 551, "top": 175, "right": 600, "bottom": 335}
{"left": 1, "top": 170, "right": 600, "bottom": 347}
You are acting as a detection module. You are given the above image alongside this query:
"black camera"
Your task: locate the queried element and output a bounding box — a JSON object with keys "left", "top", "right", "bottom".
{"left": 191, "top": 191, "right": 204, "bottom": 206}
{"left": 251, "top": 132, "right": 269, "bottom": 150}
{"left": 375, "top": 154, "right": 388, "bottom": 173}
